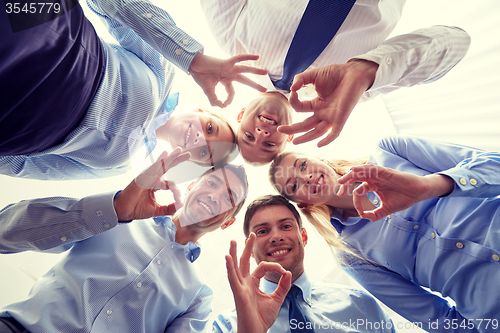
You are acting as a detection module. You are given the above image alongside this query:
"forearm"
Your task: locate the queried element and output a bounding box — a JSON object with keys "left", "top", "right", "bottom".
{"left": 87, "top": 0, "right": 203, "bottom": 72}
{"left": 0, "top": 192, "right": 118, "bottom": 253}
{"left": 352, "top": 25, "right": 470, "bottom": 99}
{"left": 374, "top": 136, "right": 500, "bottom": 198}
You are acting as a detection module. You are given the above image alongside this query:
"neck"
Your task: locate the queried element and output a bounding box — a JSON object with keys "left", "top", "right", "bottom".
{"left": 172, "top": 215, "right": 203, "bottom": 245}
{"left": 155, "top": 119, "right": 171, "bottom": 141}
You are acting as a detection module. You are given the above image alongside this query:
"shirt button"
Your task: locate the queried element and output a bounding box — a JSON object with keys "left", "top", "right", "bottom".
{"left": 492, "top": 254, "right": 500, "bottom": 261}
{"left": 385, "top": 57, "right": 392, "bottom": 65}
{"left": 431, "top": 232, "right": 436, "bottom": 238}
{"left": 175, "top": 49, "right": 182, "bottom": 55}
{"left": 60, "top": 236, "right": 67, "bottom": 242}
{"left": 306, "top": 298, "right": 310, "bottom": 303}
{"left": 373, "top": 199, "right": 379, "bottom": 205}
{"left": 456, "top": 242, "right": 464, "bottom": 249}
{"left": 104, "top": 222, "right": 110, "bottom": 229}
{"left": 171, "top": 244, "right": 174, "bottom": 248}
{"left": 469, "top": 178, "right": 477, "bottom": 186}
{"left": 106, "top": 309, "right": 112, "bottom": 315}
{"left": 413, "top": 225, "right": 419, "bottom": 230}
{"left": 387, "top": 214, "right": 391, "bottom": 219}
{"left": 157, "top": 260, "right": 162, "bottom": 265}
{"left": 146, "top": 13, "right": 152, "bottom": 18}
{"left": 136, "top": 282, "right": 143, "bottom": 288}
{"left": 459, "top": 178, "right": 467, "bottom": 185}
{"left": 182, "top": 39, "right": 189, "bottom": 45}
{"left": 97, "top": 211, "right": 103, "bottom": 217}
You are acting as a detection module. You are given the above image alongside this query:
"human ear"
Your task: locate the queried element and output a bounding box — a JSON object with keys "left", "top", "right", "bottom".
{"left": 221, "top": 217, "right": 236, "bottom": 230}
{"left": 301, "top": 228, "right": 308, "bottom": 246}
{"left": 185, "top": 181, "right": 195, "bottom": 194}
{"left": 237, "top": 108, "right": 245, "bottom": 123}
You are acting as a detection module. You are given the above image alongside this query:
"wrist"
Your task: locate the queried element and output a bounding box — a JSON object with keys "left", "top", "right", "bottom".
{"left": 423, "top": 174, "right": 455, "bottom": 199}
{"left": 346, "top": 59, "right": 378, "bottom": 91}
{"left": 113, "top": 190, "right": 133, "bottom": 223}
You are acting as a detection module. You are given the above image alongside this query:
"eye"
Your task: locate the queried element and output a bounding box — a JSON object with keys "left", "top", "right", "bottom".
{"left": 206, "top": 122, "right": 213, "bottom": 135}
{"left": 299, "top": 160, "right": 307, "bottom": 171}
{"left": 224, "top": 194, "right": 232, "bottom": 205}
{"left": 255, "top": 229, "right": 267, "bottom": 235}
{"left": 264, "top": 142, "right": 276, "bottom": 147}
{"left": 283, "top": 224, "right": 292, "bottom": 230}
{"left": 200, "top": 146, "right": 207, "bottom": 158}
{"left": 208, "top": 180, "right": 216, "bottom": 188}
{"left": 245, "top": 132, "right": 254, "bottom": 140}
{"left": 291, "top": 180, "right": 297, "bottom": 193}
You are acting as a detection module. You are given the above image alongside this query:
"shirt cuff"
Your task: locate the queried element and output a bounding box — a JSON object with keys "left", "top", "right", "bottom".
{"left": 82, "top": 192, "right": 120, "bottom": 234}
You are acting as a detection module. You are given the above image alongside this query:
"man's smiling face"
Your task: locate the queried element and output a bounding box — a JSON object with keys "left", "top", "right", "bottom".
{"left": 248, "top": 204, "right": 306, "bottom": 281}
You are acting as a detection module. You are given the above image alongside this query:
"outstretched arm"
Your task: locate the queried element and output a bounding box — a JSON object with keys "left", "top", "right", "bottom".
{"left": 279, "top": 26, "right": 470, "bottom": 147}
{"left": 337, "top": 164, "right": 454, "bottom": 221}
{"left": 0, "top": 149, "right": 189, "bottom": 253}
{"left": 226, "top": 233, "right": 292, "bottom": 333}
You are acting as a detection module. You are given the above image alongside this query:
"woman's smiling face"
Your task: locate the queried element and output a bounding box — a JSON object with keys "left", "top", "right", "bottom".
{"left": 273, "top": 153, "right": 340, "bottom": 205}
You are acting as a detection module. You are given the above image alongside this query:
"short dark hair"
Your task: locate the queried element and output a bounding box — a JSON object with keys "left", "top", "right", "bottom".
{"left": 200, "top": 164, "right": 249, "bottom": 221}
{"left": 243, "top": 195, "right": 302, "bottom": 238}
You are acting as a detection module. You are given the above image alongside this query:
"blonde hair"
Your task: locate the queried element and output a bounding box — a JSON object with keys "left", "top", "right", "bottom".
{"left": 269, "top": 152, "right": 367, "bottom": 257}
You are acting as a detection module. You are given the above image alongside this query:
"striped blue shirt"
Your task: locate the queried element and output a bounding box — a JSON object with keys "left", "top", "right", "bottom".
{"left": 0, "top": 0, "right": 203, "bottom": 180}
{"left": 0, "top": 191, "right": 212, "bottom": 332}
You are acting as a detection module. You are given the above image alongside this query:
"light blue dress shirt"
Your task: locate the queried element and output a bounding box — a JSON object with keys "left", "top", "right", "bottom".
{"left": 213, "top": 272, "right": 395, "bottom": 333}
{"left": 331, "top": 136, "right": 500, "bottom": 333}
{"left": 0, "top": 0, "right": 203, "bottom": 180}
{"left": 0, "top": 191, "right": 212, "bottom": 332}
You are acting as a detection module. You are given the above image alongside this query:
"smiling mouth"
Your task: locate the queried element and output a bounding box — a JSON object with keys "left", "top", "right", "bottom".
{"left": 184, "top": 124, "right": 193, "bottom": 147}
{"left": 198, "top": 199, "right": 214, "bottom": 216}
{"left": 314, "top": 175, "right": 324, "bottom": 194}
{"left": 258, "top": 115, "right": 278, "bottom": 126}
{"left": 269, "top": 249, "right": 291, "bottom": 257}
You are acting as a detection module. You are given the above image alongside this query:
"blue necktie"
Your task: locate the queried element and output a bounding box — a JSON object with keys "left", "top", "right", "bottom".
{"left": 272, "top": 0, "right": 356, "bottom": 92}
{"left": 287, "top": 285, "right": 314, "bottom": 332}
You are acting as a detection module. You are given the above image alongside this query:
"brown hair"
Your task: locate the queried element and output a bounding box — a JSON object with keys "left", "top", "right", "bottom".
{"left": 243, "top": 195, "right": 302, "bottom": 238}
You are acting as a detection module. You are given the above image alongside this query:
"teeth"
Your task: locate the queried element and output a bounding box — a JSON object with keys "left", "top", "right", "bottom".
{"left": 315, "top": 176, "right": 323, "bottom": 193}
{"left": 259, "top": 115, "right": 277, "bottom": 125}
{"left": 185, "top": 125, "right": 192, "bottom": 147}
{"left": 199, "top": 201, "right": 213, "bottom": 215}
{"left": 270, "top": 249, "right": 288, "bottom": 256}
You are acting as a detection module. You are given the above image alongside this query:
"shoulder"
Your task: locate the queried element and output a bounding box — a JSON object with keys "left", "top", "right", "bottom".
{"left": 310, "top": 280, "right": 381, "bottom": 307}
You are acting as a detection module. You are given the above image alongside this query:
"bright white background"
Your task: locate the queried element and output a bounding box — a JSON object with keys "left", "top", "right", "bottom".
{"left": 1, "top": 0, "right": 499, "bottom": 332}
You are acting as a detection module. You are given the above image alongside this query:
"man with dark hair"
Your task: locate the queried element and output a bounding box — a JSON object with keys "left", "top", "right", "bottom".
{"left": 216, "top": 194, "right": 395, "bottom": 333}
{"left": 0, "top": 149, "right": 248, "bottom": 333}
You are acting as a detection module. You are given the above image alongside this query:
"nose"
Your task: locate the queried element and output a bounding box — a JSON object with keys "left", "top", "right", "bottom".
{"left": 300, "top": 173, "right": 313, "bottom": 185}
{"left": 208, "top": 193, "right": 218, "bottom": 205}
{"left": 193, "top": 130, "right": 204, "bottom": 145}
{"left": 269, "top": 228, "right": 284, "bottom": 243}
{"left": 255, "top": 127, "right": 270, "bottom": 137}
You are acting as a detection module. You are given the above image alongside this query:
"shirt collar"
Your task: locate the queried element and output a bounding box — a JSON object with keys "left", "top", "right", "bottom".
{"left": 153, "top": 216, "right": 201, "bottom": 263}
{"left": 262, "top": 272, "right": 312, "bottom": 306}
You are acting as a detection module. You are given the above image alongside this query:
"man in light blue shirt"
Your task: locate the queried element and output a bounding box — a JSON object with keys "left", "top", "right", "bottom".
{"left": 0, "top": 0, "right": 266, "bottom": 180}
{"left": 215, "top": 195, "right": 395, "bottom": 333}
{"left": 0, "top": 149, "right": 249, "bottom": 333}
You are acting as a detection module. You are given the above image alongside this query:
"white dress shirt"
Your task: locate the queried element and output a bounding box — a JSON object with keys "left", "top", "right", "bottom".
{"left": 200, "top": 0, "right": 470, "bottom": 100}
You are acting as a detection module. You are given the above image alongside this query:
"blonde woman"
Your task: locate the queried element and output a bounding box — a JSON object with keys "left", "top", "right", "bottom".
{"left": 269, "top": 135, "right": 500, "bottom": 333}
